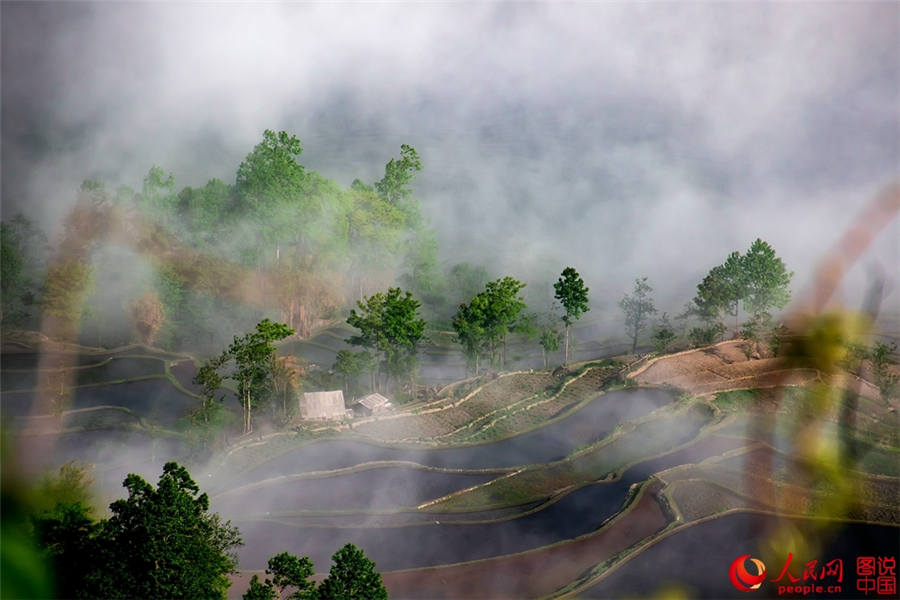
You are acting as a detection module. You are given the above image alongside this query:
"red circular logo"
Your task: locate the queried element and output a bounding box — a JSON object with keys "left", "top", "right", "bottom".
{"left": 729, "top": 554, "right": 767, "bottom": 592}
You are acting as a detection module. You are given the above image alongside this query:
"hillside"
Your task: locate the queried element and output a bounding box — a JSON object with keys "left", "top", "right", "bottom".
{"left": 3, "top": 328, "right": 897, "bottom": 599}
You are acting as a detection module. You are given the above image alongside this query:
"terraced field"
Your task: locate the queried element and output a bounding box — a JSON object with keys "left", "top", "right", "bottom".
{"left": 3, "top": 333, "right": 897, "bottom": 600}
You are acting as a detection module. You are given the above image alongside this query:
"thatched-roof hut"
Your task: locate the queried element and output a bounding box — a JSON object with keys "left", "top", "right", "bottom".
{"left": 299, "top": 390, "right": 346, "bottom": 420}
{"left": 355, "top": 392, "right": 391, "bottom": 416}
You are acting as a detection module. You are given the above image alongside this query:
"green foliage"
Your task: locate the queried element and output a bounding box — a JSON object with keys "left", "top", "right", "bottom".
{"left": 689, "top": 322, "right": 726, "bottom": 347}
{"left": 53, "top": 132, "right": 434, "bottom": 355}
{"left": 768, "top": 323, "right": 790, "bottom": 357}
{"left": 871, "top": 341, "right": 898, "bottom": 400}
{"left": 228, "top": 319, "right": 295, "bottom": 433}
{"left": 177, "top": 178, "right": 234, "bottom": 248}
{"left": 447, "top": 263, "right": 492, "bottom": 306}
{"left": 346, "top": 183, "right": 406, "bottom": 299}
{"left": 244, "top": 575, "right": 277, "bottom": 600}
{"left": 539, "top": 327, "right": 562, "bottom": 368}
{"left": 317, "top": 543, "right": 387, "bottom": 600}
{"left": 87, "top": 462, "right": 242, "bottom": 599}
{"left": 236, "top": 130, "right": 306, "bottom": 209}
{"left": 692, "top": 239, "right": 792, "bottom": 335}
{"left": 347, "top": 288, "right": 425, "bottom": 385}
{"left": 31, "top": 462, "right": 242, "bottom": 599}
{"left": 194, "top": 356, "right": 227, "bottom": 413}
{"left": 694, "top": 251, "right": 746, "bottom": 329}
{"left": 1, "top": 221, "right": 27, "bottom": 324}
{"left": 742, "top": 238, "right": 793, "bottom": 319}
{"left": 619, "top": 277, "right": 657, "bottom": 355}
{"left": 554, "top": 267, "right": 590, "bottom": 364}
{"left": 35, "top": 461, "right": 95, "bottom": 515}
{"left": 452, "top": 276, "right": 528, "bottom": 372}
{"left": 199, "top": 319, "right": 294, "bottom": 434}
{"left": 333, "top": 350, "right": 378, "bottom": 398}
{"left": 401, "top": 227, "right": 445, "bottom": 313}
{"left": 452, "top": 293, "right": 490, "bottom": 374}
{"left": 31, "top": 501, "right": 99, "bottom": 599}
{"left": 139, "top": 166, "right": 178, "bottom": 220}
{"left": 554, "top": 267, "right": 590, "bottom": 326}
{"left": 267, "top": 551, "right": 316, "bottom": 600}
{"left": 651, "top": 312, "right": 676, "bottom": 354}
{"left": 375, "top": 144, "right": 422, "bottom": 209}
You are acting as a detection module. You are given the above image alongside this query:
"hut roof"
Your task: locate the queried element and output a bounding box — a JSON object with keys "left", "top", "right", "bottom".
{"left": 299, "top": 390, "right": 345, "bottom": 420}
{"left": 358, "top": 393, "right": 390, "bottom": 411}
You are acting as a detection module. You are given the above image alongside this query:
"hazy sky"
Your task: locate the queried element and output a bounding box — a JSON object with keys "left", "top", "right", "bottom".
{"left": 2, "top": 2, "right": 897, "bottom": 313}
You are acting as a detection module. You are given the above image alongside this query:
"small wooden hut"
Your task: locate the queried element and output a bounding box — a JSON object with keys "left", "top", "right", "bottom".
{"left": 355, "top": 392, "right": 391, "bottom": 416}
{"left": 299, "top": 390, "right": 346, "bottom": 420}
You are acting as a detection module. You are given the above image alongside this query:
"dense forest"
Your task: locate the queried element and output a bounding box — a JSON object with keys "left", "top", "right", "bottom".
{"left": 1, "top": 130, "right": 498, "bottom": 355}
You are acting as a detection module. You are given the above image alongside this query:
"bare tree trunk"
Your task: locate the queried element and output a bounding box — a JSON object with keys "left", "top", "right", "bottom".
{"left": 564, "top": 325, "right": 570, "bottom": 365}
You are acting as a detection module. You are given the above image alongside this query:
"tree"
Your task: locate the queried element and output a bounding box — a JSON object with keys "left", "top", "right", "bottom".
{"left": 553, "top": 267, "right": 590, "bottom": 365}
{"left": 452, "top": 277, "right": 527, "bottom": 372}
{"left": 347, "top": 288, "right": 425, "bottom": 389}
{"left": 235, "top": 130, "right": 319, "bottom": 266}
{"left": 31, "top": 501, "right": 99, "bottom": 599}
{"left": 43, "top": 462, "right": 244, "bottom": 599}
{"left": 651, "top": 312, "right": 676, "bottom": 354}
{"left": 692, "top": 240, "right": 792, "bottom": 336}
{"left": 482, "top": 276, "right": 527, "bottom": 368}
{"left": 29, "top": 462, "right": 99, "bottom": 598}
{"left": 689, "top": 322, "right": 726, "bottom": 348}
{"left": 345, "top": 182, "right": 405, "bottom": 301}
{"left": 197, "top": 319, "right": 294, "bottom": 435}
{"left": 0, "top": 217, "right": 41, "bottom": 326}
{"left": 619, "top": 277, "right": 657, "bottom": 355}
{"left": 236, "top": 130, "right": 305, "bottom": 208}
{"left": 871, "top": 341, "right": 899, "bottom": 400}
{"left": 741, "top": 238, "right": 793, "bottom": 321}
{"left": 374, "top": 144, "right": 422, "bottom": 210}
{"left": 229, "top": 319, "right": 295, "bottom": 434}
{"left": 271, "top": 355, "right": 305, "bottom": 423}
{"left": 267, "top": 551, "right": 316, "bottom": 600}
{"left": 243, "top": 552, "right": 316, "bottom": 600}
{"left": 539, "top": 326, "right": 561, "bottom": 369}
{"left": 452, "top": 294, "right": 489, "bottom": 375}
{"left": 1, "top": 221, "right": 26, "bottom": 323}
{"left": 194, "top": 354, "right": 227, "bottom": 423}
{"left": 333, "top": 350, "right": 376, "bottom": 398}
{"left": 317, "top": 543, "right": 387, "bottom": 600}
{"left": 244, "top": 575, "right": 277, "bottom": 600}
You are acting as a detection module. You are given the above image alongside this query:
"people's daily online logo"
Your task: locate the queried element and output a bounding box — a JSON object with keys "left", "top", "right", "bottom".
{"left": 728, "top": 553, "right": 897, "bottom": 596}
{"left": 730, "top": 555, "right": 767, "bottom": 591}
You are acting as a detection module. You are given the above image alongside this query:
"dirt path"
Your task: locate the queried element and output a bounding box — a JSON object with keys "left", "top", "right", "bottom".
{"left": 630, "top": 340, "right": 882, "bottom": 398}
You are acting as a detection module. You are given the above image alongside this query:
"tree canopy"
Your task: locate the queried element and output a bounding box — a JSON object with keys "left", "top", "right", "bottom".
{"left": 32, "top": 462, "right": 242, "bottom": 600}
{"left": 553, "top": 267, "right": 590, "bottom": 364}
{"left": 691, "top": 238, "right": 792, "bottom": 337}
{"left": 347, "top": 288, "right": 425, "bottom": 388}
{"left": 452, "top": 276, "right": 527, "bottom": 373}
{"left": 196, "top": 319, "right": 295, "bottom": 435}
{"left": 317, "top": 543, "right": 388, "bottom": 600}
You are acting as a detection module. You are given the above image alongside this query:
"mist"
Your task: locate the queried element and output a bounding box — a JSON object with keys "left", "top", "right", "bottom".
{"left": 2, "top": 5, "right": 899, "bottom": 596}
{"left": 3, "top": 2, "right": 897, "bottom": 319}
